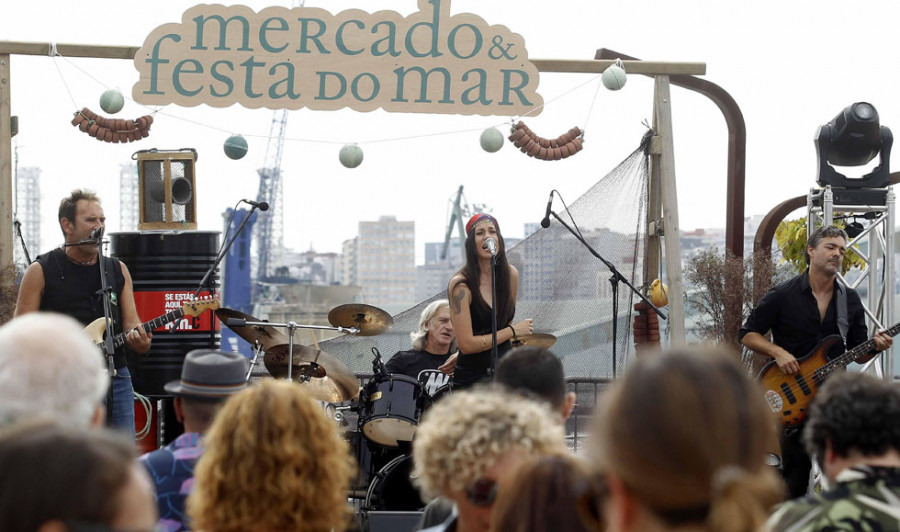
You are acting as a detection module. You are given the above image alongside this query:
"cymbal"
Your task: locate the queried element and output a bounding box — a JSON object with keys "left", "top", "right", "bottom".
{"left": 511, "top": 333, "right": 557, "bottom": 349}
{"left": 327, "top": 304, "right": 394, "bottom": 336}
{"left": 297, "top": 376, "right": 351, "bottom": 403}
{"left": 216, "top": 308, "right": 288, "bottom": 350}
{"left": 264, "top": 343, "right": 359, "bottom": 401}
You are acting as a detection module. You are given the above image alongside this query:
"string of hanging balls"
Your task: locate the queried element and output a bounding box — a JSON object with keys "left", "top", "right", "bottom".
{"left": 71, "top": 63, "right": 627, "bottom": 168}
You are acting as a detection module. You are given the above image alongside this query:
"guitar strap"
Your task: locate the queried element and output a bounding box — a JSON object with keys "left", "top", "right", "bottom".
{"left": 836, "top": 282, "right": 849, "bottom": 348}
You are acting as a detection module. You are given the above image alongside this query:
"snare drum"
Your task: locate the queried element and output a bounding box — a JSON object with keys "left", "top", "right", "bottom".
{"left": 359, "top": 374, "right": 430, "bottom": 447}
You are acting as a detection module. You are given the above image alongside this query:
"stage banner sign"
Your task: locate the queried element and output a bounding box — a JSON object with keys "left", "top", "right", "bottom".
{"left": 133, "top": 0, "right": 543, "bottom": 116}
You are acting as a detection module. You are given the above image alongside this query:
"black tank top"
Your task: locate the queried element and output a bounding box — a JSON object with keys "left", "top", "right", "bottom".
{"left": 37, "top": 247, "right": 127, "bottom": 368}
{"left": 453, "top": 284, "right": 515, "bottom": 388}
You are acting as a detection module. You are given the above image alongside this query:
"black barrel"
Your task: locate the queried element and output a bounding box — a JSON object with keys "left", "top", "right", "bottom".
{"left": 110, "top": 231, "right": 220, "bottom": 397}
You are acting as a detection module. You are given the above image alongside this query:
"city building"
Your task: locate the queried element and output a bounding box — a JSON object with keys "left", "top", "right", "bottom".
{"left": 14, "top": 166, "right": 40, "bottom": 266}
{"left": 119, "top": 163, "right": 139, "bottom": 232}
{"left": 344, "top": 216, "right": 416, "bottom": 312}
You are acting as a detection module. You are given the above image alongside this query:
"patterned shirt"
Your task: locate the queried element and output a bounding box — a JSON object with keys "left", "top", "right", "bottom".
{"left": 139, "top": 432, "right": 204, "bottom": 532}
{"left": 768, "top": 465, "right": 900, "bottom": 532}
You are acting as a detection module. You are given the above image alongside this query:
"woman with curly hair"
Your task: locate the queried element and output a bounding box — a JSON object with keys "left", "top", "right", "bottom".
{"left": 594, "top": 348, "right": 784, "bottom": 532}
{"left": 413, "top": 385, "right": 566, "bottom": 532}
{"left": 448, "top": 213, "right": 533, "bottom": 388}
{"left": 187, "top": 380, "right": 356, "bottom": 532}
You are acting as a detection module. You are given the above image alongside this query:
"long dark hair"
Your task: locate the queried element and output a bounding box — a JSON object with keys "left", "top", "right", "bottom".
{"left": 456, "top": 217, "right": 514, "bottom": 326}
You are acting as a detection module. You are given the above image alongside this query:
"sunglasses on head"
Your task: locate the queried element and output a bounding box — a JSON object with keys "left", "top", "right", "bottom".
{"left": 465, "top": 477, "right": 498, "bottom": 507}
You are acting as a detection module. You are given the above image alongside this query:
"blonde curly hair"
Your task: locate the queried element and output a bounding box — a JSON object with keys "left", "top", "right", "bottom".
{"left": 412, "top": 385, "right": 566, "bottom": 499}
{"left": 187, "top": 380, "right": 356, "bottom": 532}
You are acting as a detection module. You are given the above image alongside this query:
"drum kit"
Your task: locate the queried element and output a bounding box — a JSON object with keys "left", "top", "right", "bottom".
{"left": 217, "top": 303, "right": 557, "bottom": 512}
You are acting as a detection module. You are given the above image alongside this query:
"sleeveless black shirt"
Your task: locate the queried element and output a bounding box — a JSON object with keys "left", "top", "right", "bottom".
{"left": 37, "top": 247, "right": 127, "bottom": 368}
{"left": 453, "top": 284, "right": 515, "bottom": 388}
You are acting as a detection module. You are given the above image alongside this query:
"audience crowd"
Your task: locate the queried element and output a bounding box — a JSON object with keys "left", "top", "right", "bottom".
{"left": 2, "top": 311, "right": 899, "bottom": 532}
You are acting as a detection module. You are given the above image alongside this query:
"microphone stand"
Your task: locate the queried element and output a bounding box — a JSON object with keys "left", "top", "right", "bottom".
{"left": 489, "top": 252, "right": 499, "bottom": 377}
{"left": 195, "top": 204, "right": 262, "bottom": 353}
{"left": 549, "top": 211, "right": 666, "bottom": 378}
{"left": 13, "top": 219, "right": 31, "bottom": 264}
{"left": 95, "top": 236, "right": 117, "bottom": 426}
{"left": 195, "top": 204, "right": 261, "bottom": 299}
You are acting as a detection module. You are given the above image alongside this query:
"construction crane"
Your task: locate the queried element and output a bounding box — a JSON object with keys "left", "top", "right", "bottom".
{"left": 441, "top": 185, "right": 489, "bottom": 261}
{"left": 252, "top": 110, "right": 287, "bottom": 293}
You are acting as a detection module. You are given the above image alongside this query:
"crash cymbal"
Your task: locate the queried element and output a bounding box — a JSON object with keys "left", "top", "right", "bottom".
{"left": 216, "top": 308, "right": 289, "bottom": 350}
{"left": 327, "top": 304, "right": 394, "bottom": 336}
{"left": 264, "top": 343, "right": 359, "bottom": 401}
{"left": 297, "top": 376, "right": 351, "bottom": 403}
{"left": 511, "top": 333, "right": 557, "bottom": 349}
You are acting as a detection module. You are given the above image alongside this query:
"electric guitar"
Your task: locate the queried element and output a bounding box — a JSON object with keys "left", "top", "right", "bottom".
{"left": 757, "top": 322, "right": 899, "bottom": 428}
{"left": 84, "top": 296, "right": 220, "bottom": 352}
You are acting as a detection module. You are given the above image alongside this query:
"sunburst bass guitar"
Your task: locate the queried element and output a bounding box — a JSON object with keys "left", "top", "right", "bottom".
{"left": 757, "top": 323, "right": 899, "bottom": 428}
{"left": 84, "top": 296, "right": 220, "bottom": 352}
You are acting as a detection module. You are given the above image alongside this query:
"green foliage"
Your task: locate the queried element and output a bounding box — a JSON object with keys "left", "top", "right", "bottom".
{"left": 774, "top": 218, "right": 863, "bottom": 275}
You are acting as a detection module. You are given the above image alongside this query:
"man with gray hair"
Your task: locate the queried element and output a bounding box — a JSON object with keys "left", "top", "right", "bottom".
{"left": 0, "top": 312, "right": 108, "bottom": 427}
{"left": 386, "top": 299, "right": 457, "bottom": 395}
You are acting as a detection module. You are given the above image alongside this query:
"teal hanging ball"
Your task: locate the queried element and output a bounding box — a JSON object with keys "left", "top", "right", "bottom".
{"left": 602, "top": 64, "right": 627, "bottom": 91}
{"left": 480, "top": 127, "right": 504, "bottom": 153}
{"left": 339, "top": 144, "right": 364, "bottom": 168}
{"left": 223, "top": 135, "right": 249, "bottom": 160}
{"left": 99, "top": 89, "right": 125, "bottom": 114}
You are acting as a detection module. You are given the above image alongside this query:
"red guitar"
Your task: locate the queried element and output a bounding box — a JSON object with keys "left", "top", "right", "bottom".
{"left": 757, "top": 323, "right": 899, "bottom": 428}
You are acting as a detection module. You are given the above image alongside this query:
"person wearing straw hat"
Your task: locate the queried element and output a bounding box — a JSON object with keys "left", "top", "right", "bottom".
{"left": 138, "top": 349, "right": 248, "bottom": 532}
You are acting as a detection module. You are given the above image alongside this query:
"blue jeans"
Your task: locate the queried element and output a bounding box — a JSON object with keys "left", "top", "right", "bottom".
{"left": 105, "top": 366, "right": 135, "bottom": 440}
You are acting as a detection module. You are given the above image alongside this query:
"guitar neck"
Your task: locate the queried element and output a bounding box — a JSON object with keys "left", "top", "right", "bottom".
{"left": 103, "top": 308, "right": 186, "bottom": 350}
{"left": 818, "top": 321, "right": 900, "bottom": 379}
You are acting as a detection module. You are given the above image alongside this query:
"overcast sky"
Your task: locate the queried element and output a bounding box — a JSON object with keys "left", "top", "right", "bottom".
{"left": 4, "top": 0, "right": 899, "bottom": 264}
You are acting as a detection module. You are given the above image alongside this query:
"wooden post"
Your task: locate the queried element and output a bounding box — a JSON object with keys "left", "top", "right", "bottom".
{"left": 0, "top": 53, "right": 13, "bottom": 322}
{"left": 653, "top": 76, "right": 686, "bottom": 346}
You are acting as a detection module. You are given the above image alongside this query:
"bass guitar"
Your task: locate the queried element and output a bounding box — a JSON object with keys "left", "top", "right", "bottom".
{"left": 757, "top": 323, "right": 899, "bottom": 428}
{"left": 84, "top": 296, "right": 220, "bottom": 352}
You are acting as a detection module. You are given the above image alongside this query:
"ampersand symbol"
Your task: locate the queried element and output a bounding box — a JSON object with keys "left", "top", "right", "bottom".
{"left": 488, "top": 35, "right": 517, "bottom": 60}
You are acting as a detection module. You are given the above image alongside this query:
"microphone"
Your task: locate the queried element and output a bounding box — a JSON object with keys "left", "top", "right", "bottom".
{"left": 90, "top": 227, "right": 104, "bottom": 240}
{"left": 540, "top": 191, "right": 555, "bottom": 228}
{"left": 243, "top": 199, "right": 270, "bottom": 211}
{"left": 484, "top": 237, "right": 498, "bottom": 256}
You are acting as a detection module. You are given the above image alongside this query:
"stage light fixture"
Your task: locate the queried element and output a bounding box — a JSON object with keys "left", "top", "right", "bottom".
{"left": 815, "top": 102, "right": 892, "bottom": 189}
{"left": 845, "top": 220, "right": 864, "bottom": 239}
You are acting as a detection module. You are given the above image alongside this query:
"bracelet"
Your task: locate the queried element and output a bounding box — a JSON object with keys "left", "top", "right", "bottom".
{"left": 508, "top": 325, "right": 518, "bottom": 342}
{"left": 482, "top": 335, "right": 487, "bottom": 347}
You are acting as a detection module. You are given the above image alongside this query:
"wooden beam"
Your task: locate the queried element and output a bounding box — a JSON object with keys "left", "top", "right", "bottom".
{"left": 0, "top": 41, "right": 138, "bottom": 60}
{"left": 0, "top": 41, "right": 707, "bottom": 75}
{"left": 653, "top": 76, "right": 686, "bottom": 346}
{"left": 532, "top": 59, "right": 705, "bottom": 76}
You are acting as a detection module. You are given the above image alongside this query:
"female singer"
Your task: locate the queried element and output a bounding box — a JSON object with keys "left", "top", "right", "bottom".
{"left": 448, "top": 213, "right": 533, "bottom": 388}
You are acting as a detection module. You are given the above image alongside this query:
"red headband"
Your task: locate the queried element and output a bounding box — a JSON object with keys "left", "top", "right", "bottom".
{"left": 466, "top": 213, "right": 497, "bottom": 234}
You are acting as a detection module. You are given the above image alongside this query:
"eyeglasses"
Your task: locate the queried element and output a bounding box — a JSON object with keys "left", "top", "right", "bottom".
{"left": 66, "top": 521, "right": 165, "bottom": 532}
{"left": 464, "top": 477, "right": 498, "bottom": 507}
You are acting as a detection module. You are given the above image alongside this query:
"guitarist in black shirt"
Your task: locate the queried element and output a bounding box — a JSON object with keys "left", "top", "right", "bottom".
{"left": 740, "top": 224, "right": 892, "bottom": 497}
{"left": 14, "top": 190, "right": 152, "bottom": 438}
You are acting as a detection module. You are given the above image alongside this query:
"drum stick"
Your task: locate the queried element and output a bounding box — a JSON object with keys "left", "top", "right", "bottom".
{"left": 308, "top": 329, "right": 321, "bottom": 351}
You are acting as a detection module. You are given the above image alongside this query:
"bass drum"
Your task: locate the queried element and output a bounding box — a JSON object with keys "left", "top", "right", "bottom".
{"left": 365, "top": 454, "right": 425, "bottom": 511}
{"left": 359, "top": 374, "right": 430, "bottom": 447}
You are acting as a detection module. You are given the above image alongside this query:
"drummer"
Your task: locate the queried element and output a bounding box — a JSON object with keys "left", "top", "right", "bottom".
{"left": 385, "top": 299, "right": 457, "bottom": 396}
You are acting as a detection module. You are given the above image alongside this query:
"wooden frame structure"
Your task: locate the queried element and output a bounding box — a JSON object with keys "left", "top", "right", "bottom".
{"left": 0, "top": 39, "right": 705, "bottom": 348}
